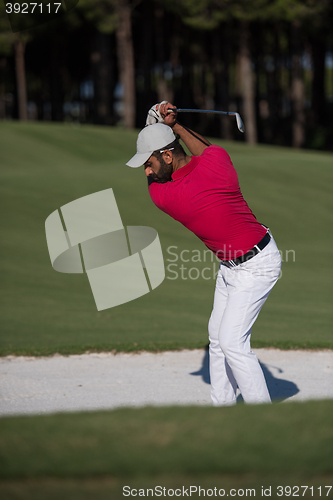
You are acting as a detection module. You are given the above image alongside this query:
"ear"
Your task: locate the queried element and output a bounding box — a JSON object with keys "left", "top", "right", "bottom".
{"left": 162, "top": 150, "right": 173, "bottom": 165}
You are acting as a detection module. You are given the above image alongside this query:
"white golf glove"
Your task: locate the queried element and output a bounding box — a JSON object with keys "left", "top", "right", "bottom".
{"left": 145, "top": 101, "right": 169, "bottom": 126}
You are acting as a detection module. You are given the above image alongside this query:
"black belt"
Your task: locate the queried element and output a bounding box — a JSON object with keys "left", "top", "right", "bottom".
{"left": 220, "top": 232, "right": 271, "bottom": 269}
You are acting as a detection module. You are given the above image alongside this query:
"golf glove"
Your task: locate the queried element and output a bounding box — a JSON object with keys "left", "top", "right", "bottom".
{"left": 145, "top": 101, "right": 168, "bottom": 126}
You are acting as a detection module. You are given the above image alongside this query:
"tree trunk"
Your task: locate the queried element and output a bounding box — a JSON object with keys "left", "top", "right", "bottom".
{"left": 136, "top": 0, "right": 155, "bottom": 125}
{"left": 290, "top": 20, "right": 305, "bottom": 148}
{"left": 213, "top": 25, "right": 232, "bottom": 140}
{"left": 51, "top": 42, "right": 64, "bottom": 122}
{"left": 91, "top": 31, "right": 114, "bottom": 125}
{"left": 271, "top": 23, "right": 283, "bottom": 142}
{"left": 0, "top": 58, "right": 6, "bottom": 119}
{"left": 239, "top": 20, "right": 257, "bottom": 144}
{"left": 154, "top": 5, "right": 173, "bottom": 104}
{"left": 14, "top": 34, "right": 28, "bottom": 121}
{"left": 115, "top": 0, "right": 135, "bottom": 128}
{"left": 179, "top": 26, "right": 195, "bottom": 129}
{"left": 311, "top": 35, "right": 326, "bottom": 126}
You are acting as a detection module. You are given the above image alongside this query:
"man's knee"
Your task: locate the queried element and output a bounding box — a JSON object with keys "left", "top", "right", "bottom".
{"left": 218, "top": 335, "right": 239, "bottom": 357}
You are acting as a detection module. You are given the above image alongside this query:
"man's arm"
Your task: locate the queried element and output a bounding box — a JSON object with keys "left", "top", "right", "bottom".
{"left": 158, "top": 102, "right": 211, "bottom": 156}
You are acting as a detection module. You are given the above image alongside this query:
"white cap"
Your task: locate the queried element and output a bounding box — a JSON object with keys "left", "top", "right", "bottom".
{"left": 126, "top": 123, "right": 176, "bottom": 168}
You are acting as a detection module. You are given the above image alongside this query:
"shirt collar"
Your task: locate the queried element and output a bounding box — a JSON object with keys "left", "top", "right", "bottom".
{"left": 171, "top": 156, "right": 199, "bottom": 181}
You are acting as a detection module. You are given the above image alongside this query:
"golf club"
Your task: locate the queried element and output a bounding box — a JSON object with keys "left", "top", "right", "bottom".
{"left": 168, "top": 108, "right": 245, "bottom": 133}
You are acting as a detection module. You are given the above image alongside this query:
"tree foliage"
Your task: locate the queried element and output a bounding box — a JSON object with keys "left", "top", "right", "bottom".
{"left": 0, "top": 0, "right": 332, "bottom": 148}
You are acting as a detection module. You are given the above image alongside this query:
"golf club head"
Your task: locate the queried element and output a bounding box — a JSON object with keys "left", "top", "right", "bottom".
{"left": 229, "top": 112, "right": 245, "bottom": 133}
{"left": 235, "top": 113, "right": 245, "bottom": 133}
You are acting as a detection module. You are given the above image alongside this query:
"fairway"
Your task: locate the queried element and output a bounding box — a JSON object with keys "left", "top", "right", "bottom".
{"left": 0, "top": 401, "right": 333, "bottom": 499}
{"left": 0, "top": 122, "right": 332, "bottom": 355}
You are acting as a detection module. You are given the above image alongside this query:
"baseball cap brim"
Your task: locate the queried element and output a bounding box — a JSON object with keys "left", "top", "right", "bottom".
{"left": 126, "top": 151, "right": 153, "bottom": 168}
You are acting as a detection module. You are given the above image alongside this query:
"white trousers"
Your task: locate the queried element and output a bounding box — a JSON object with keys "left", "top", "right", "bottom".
{"left": 208, "top": 235, "right": 281, "bottom": 405}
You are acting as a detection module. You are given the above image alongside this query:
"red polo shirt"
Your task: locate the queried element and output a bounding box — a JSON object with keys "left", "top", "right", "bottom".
{"left": 148, "top": 145, "right": 267, "bottom": 260}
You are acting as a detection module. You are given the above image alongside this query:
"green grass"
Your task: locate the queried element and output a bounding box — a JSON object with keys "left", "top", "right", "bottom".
{"left": 0, "top": 121, "right": 332, "bottom": 355}
{"left": 0, "top": 401, "right": 332, "bottom": 499}
{"left": 2, "top": 476, "right": 333, "bottom": 500}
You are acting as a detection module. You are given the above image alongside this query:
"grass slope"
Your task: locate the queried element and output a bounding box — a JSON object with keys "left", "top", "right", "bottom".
{"left": 0, "top": 401, "right": 332, "bottom": 499}
{"left": 0, "top": 122, "right": 332, "bottom": 355}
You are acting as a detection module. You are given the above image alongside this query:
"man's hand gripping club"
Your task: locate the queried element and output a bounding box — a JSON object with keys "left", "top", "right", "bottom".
{"left": 146, "top": 101, "right": 211, "bottom": 156}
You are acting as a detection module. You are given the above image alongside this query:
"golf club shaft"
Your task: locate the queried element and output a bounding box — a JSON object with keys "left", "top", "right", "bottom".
{"left": 167, "top": 108, "right": 245, "bottom": 133}
{"left": 173, "top": 108, "right": 231, "bottom": 116}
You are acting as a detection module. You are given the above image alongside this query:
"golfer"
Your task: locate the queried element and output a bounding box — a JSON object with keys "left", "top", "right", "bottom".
{"left": 126, "top": 101, "right": 281, "bottom": 405}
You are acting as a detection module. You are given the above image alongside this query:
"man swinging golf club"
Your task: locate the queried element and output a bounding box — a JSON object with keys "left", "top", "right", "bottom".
{"left": 126, "top": 101, "right": 281, "bottom": 405}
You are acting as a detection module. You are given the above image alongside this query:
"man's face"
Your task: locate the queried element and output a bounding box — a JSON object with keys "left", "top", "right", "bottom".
{"left": 144, "top": 154, "right": 173, "bottom": 183}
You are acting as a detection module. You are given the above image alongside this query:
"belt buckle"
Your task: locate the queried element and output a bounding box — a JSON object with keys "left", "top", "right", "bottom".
{"left": 221, "top": 259, "right": 234, "bottom": 269}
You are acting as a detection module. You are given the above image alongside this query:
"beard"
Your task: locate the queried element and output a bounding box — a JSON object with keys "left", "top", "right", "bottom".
{"left": 150, "top": 157, "right": 173, "bottom": 183}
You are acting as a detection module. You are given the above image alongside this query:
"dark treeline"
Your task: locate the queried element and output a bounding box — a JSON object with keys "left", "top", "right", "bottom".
{"left": 0, "top": 0, "right": 332, "bottom": 149}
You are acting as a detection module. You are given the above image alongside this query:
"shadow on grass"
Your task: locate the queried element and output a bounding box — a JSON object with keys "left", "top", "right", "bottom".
{"left": 190, "top": 346, "right": 299, "bottom": 402}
